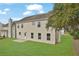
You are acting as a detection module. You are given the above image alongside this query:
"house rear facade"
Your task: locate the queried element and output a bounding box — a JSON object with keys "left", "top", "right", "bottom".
{"left": 0, "top": 13, "right": 63, "bottom": 44}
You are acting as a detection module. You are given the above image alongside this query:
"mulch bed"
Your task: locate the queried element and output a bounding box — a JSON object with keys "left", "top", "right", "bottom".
{"left": 73, "top": 39, "right": 79, "bottom": 56}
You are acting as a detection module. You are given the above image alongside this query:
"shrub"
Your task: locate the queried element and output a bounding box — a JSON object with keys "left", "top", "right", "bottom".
{"left": 68, "top": 29, "right": 79, "bottom": 39}
{"left": 73, "top": 31, "right": 79, "bottom": 39}
{"left": 3, "top": 35, "right": 5, "bottom": 38}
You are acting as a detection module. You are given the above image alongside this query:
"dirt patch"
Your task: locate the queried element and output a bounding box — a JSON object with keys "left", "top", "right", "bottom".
{"left": 73, "top": 39, "right": 79, "bottom": 56}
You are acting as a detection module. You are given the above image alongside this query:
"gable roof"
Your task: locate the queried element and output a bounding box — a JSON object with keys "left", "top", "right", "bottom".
{"left": 15, "top": 13, "right": 52, "bottom": 23}
{"left": 0, "top": 12, "right": 52, "bottom": 26}
{"left": 0, "top": 22, "right": 8, "bottom": 27}
{"left": 2, "top": 24, "right": 8, "bottom": 27}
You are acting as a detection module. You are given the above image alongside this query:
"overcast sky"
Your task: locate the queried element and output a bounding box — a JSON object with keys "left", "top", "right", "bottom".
{"left": 0, "top": 3, "right": 54, "bottom": 24}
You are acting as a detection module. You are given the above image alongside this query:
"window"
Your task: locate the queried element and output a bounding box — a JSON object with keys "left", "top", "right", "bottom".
{"left": 47, "top": 33, "right": 51, "bottom": 40}
{"left": 19, "top": 32, "right": 21, "bottom": 35}
{"left": 21, "top": 24, "right": 23, "bottom": 28}
{"left": 37, "top": 22, "right": 41, "bottom": 27}
{"left": 32, "top": 22, "right": 35, "bottom": 25}
{"left": 31, "top": 33, "right": 34, "bottom": 39}
{"left": 38, "top": 33, "right": 41, "bottom": 39}
{"left": 17, "top": 25, "right": 19, "bottom": 28}
{"left": 24, "top": 32, "right": 27, "bottom": 36}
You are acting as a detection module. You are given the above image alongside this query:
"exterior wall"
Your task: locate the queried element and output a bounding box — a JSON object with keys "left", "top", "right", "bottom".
{"left": 16, "top": 19, "right": 56, "bottom": 44}
{"left": 0, "top": 31, "right": 8, "bottom": 37}
{"left": 0, "top": 27, "right": 8, "bottom": 37}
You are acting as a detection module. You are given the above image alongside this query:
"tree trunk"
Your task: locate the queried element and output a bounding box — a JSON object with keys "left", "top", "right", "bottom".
{"left": 55, "top": 30, "right": 61, "bottom": 43}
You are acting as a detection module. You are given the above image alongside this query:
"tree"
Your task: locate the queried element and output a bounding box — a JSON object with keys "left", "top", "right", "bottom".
{"left": 47, "top": 3, "right": 79, "bottom": 39}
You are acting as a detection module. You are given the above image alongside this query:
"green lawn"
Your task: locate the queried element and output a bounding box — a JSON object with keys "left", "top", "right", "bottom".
{"left": 0, "top": 34, "right": 75, "bottom": 56}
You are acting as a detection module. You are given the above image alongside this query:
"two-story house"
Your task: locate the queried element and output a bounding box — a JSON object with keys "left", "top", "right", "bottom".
{"left": 0, "top": 13, "right": 63, "bottom": 44}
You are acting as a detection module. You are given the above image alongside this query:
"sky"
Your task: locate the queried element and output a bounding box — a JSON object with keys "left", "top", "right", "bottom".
{"left": 0, "top": 3, "right": 54, "bottom": 24}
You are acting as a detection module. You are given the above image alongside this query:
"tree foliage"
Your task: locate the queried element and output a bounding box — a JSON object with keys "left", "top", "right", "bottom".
{"left": 47, "top": 3, "right": 79, "bottom": 39}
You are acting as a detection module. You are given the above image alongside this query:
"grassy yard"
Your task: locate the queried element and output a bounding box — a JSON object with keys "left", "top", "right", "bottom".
{"left": 0, "top": 34, "right": 75, "bottom": 56}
